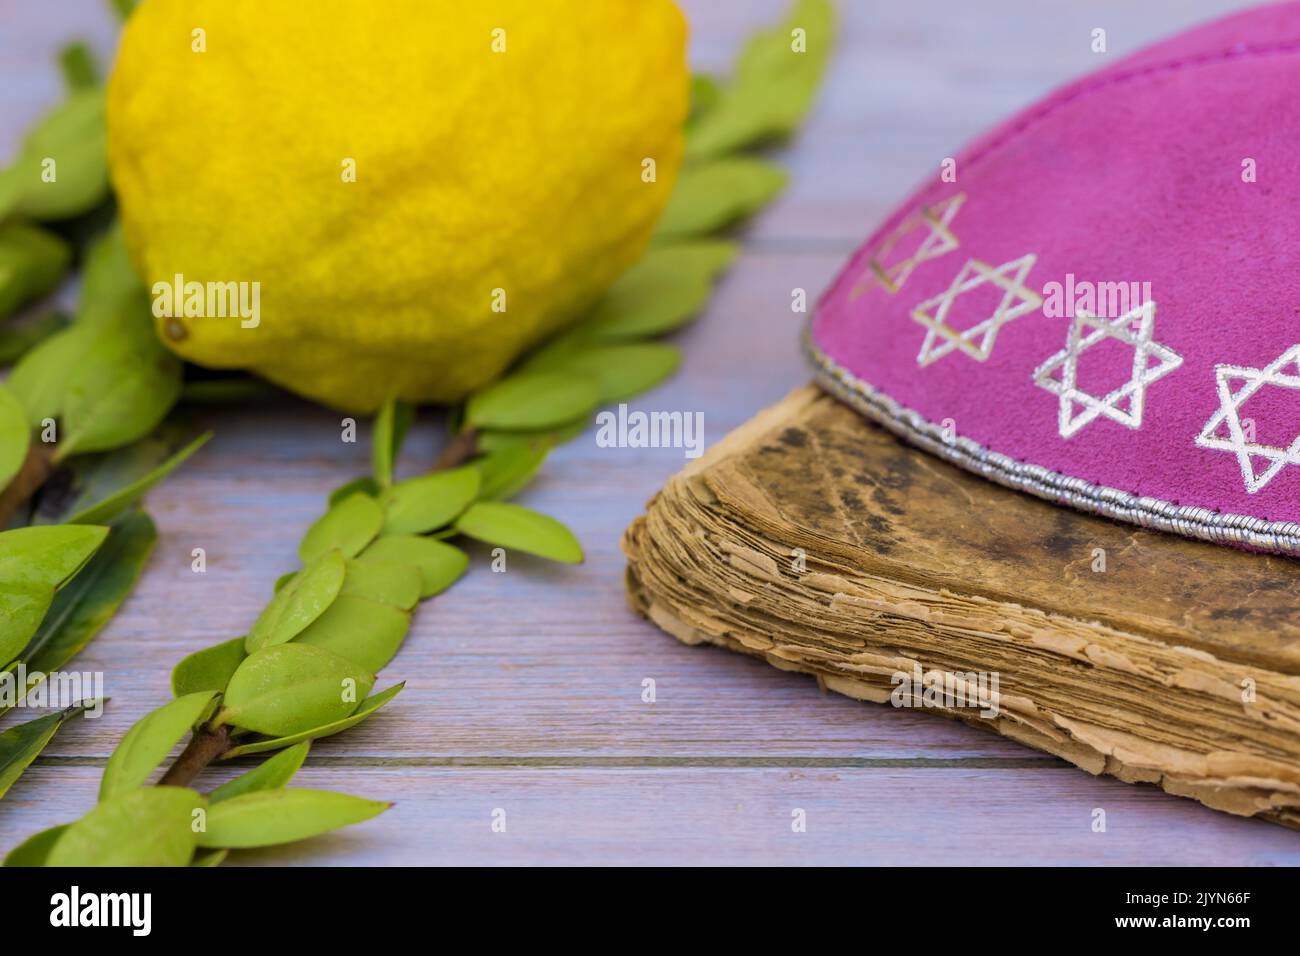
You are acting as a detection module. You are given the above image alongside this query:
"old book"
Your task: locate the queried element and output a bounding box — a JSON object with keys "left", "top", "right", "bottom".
{"left": 622, "top": 386, "right": 1300, "bottom": 828}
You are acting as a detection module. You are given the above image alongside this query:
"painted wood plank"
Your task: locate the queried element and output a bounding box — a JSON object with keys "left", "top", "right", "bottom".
{"left": 3, "top": 763, "right": 1294, "bottom": 866}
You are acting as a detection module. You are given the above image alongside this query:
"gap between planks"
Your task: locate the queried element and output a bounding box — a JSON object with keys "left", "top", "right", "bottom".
{"left": 34, "top": 755, "right": 1067, "bottom": 770}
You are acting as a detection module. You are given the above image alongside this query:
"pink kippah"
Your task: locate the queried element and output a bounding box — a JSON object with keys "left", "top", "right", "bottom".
{"left": 808, "top": 2, "right": 1300, "bottom": 554}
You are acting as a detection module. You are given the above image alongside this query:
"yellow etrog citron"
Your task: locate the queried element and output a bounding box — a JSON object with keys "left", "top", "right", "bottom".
{"left": 107, "top": 0, "right": 688, "bottom": 412}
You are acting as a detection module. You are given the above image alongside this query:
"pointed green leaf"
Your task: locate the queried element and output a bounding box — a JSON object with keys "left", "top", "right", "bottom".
{"left": 218, "top": 644, "right": 374, "bottom": 738}
{"left": 340, "top": 558, "right": 421, "bottom": 610}
{"left": 10, "top": 88, "right": 108, "bottom": 221}
{"left": 12, "top": 513, "right": 154, "bottom": 700}
{"left": 66, "top": 432, "right": 210, "bottom": 525}
{"left": 46, "top": 786, "right": 203, "bottom": 867}
{"left": 688, "top": 72, "right": 722, "bottom": 126}
{"left": 2, "top": 823, "right": 69, "bottom": 866}
{"left": 58, "top": 42, "right": 100, "bottom": 90}
{"left": 380, "top": 465, "right": 480, "bottom": 535}
{"left": 209, "top": 741, "right": 310, "bottom": 804}
{"left": 0, "top": 702, "right": 90, "bottom": 800}
{"left": 655, "top": 157, "right": 787, "bottom": 240}
{"left": 57, "top": 294, "right": 182, "bottom": 457}
{"left": 32, "top": 427, "right": 203, "bottom": 525}
{"left": 298, "top": 493, "right": 383, "bottom": 562}
{"left": 198, "top": 788, "right": 390, "bottom": 849}
{"left": 0, "top": 384, "right": 30, "bottom": 491}
{"left": 361, "top": 535, "right": 468, "bottom": 598}
{"left": 191, "top": 848, "right": 228, "bottom": 867}
{"left": 223, "top": 683, "right": 404, "bottom": 759}
{"left": 474, "top": 443, "right": 549, "bottom": 501}
{"left": 686, "top": 0, "right": 834, "bottom": 159}
{"left": 466, "top": 373, "right": 599, "bottom": 430}
{"left": 7, "top": 321, "right": 99, "bottom": 425}
{"left": 294, "top": 595, "right": 410, "bottom": 673}
{"left": 0, "top": 524, "right": 108, "bottom": 667}
{"left": 328, "top": 476, "right": 380, "bottom": 507}
{"left": 454, "top": 502, "right": 583, "bottom": 564}
{"left": 586, "top": 240, "right": 736, "bottom": 341}
{"left": 76, "top": 224, "right": 143, "bottom": 327}
{"left": 0, "top": 221, "right": 70, "bottom": 319}
{"left": 99, "top": 691, "right": 218, "bottom": 801}
{"left": 171, "top": 636, "right": 246, "bottom": 699}
{"left": 557, "top": 343, "right": 681, "bottom": 402}
{"left": 245, "top": 549, "right": 346, "bottom": 653}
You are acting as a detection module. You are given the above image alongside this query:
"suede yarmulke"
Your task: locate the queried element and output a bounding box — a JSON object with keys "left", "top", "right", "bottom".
{"left": 808, "top": 2, "right": 1300, "bottom": 553}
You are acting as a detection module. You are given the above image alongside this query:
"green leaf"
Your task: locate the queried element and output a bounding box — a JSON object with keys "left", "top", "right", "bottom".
{"left": 0, "top": 702, "right": 91, "bottom": 800}
{"left": 191, "top": 848, "right": 228, "bottom": 866}
{"left": 688, "top": 72, "right": 723, "bottom": 126}
{"left": 0, "top": 384, "right": 30, "bottom": 491}
{"left": 223, "top": 683, "right": 403, "bottom": 759}
{"left": 245, "top": 549, "right": 346, "bottom": 653}
{"left": 559, "top": 343, "right": 682, "bottom": 402}
{"left": 328, "top": 475, "right": 379, "bottom": 507}
{"left": 294, "top": 595, "right": 410, "bottom": 673}
{"left": 76, "top": 223, "right": 144, "bottom": 327}
{"left": 0, "top": 311, "right": 68, "bottom": 365}
{"left": 371, "top": 397, "right": 413, "bottom": 488}
{"left": 57, "top": 293, "right": 183, "bottom": 457}
{"left": 466, "top": 372, "right": 599, "bottom": 430}
{"left": 361, "top": 535, "right": 468, "bottom": 598}
{"left": 340, "top": 557, "right": 422, "bottom": 610}
{"left": 7, "top": 322, "right": 99, "bottom": 426}
{"left": 0, "top": 524, "right": 108, "bottom": 668}
{"left": 10, "top": 88, "right": 109, "bottom": 221}
{"left": 198, "top": 788, "right": 390, "bottom": 849}
{"left": 454, "top": 502, "right": 583, "bottom": 564}
{"left": 171, "top": 636, "right": 246, "bottom": 698}
{"left": 475, "top": 418, "right": 588, "bottom": 454}
{"left": 655, "top": 157, "right": 788, "bottom": 240}
{"left": 208, "top": 741, "right": 310, "bottom": 804}
{"left": 0, "top": 221, "right": 71, "bottom": 319}
{"left": 298, "top": 492, "right": 384, "bottom": 562}
{"left": 686, "top": 0, "right": 834, "bottom": 159}
{"left": 58, "top": 42, "right": 100, "bottom": 92}
{"left": 12, "top": 513, "right": 154, "bottom": 698}
{"left": 474, "top": 443, "right": 549, "bottom": 501}
{"left": 65, "top": 432, "right": 211, "bottom": 525}
{"left": 45, "top": 786, "right": 203, "bottom": 867}
{"left": 380, "top": 465, "right": 480, "bottom": 535}
{"left": 2, "top": 823, "right": 68, "bottom": 866}
{"left": 218, "top": 644, "right": 374, "bottom": 738}
{"left": 99, "top": 691, "right": 218, "bottom": 801}
{"left": 585, "top": 240, "right": 736, "bottom": 341}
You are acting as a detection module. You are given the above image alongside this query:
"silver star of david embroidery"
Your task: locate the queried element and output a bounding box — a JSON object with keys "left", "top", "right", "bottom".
{"left": 1032, "top": 301, "right": 1183, "bottom": 439}
{"left": 910, "top": 254, "right": 1042, "bottom": 367}
{"left": 850, "top": 193, "right": 965, "bottom": 300}
{"left": 1195, "top": 344, "right": 1300, "bottom": 494}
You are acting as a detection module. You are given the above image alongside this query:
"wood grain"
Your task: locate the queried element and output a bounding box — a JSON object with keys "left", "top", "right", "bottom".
{"left": 4, "top": 0, "right": 1292, "bottom": 865}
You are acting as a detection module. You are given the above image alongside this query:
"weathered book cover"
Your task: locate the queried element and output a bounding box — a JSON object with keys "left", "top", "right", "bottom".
{"left": 623, "top": 387, "right": 1300, "bottom": 827}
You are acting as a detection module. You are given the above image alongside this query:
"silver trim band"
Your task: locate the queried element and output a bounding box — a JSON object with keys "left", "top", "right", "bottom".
{"left": 803, "top": 327, "right": 1300, "bottom": 556}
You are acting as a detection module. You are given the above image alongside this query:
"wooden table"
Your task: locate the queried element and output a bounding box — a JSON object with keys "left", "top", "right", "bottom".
{"left": 4, "top": 0, "right": 1296, "bottom": 865}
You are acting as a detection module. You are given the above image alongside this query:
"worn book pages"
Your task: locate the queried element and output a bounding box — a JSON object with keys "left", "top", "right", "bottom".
{"left": 623, "top": 386, "right": 1300, "bottom": 827}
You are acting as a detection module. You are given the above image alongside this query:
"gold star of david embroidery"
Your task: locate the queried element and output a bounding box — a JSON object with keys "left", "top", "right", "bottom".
{"left": 1195, "top": 344, "right": 1300, "bottom": 494}
{"left": 1032, "top": 301, "right": 1183, "bottom": 439}
{"left": 849, "top": 193, "right": 965, "bottom": 300}
{"left": 910, "top": 254, "right": 1042, "bottom": 367}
